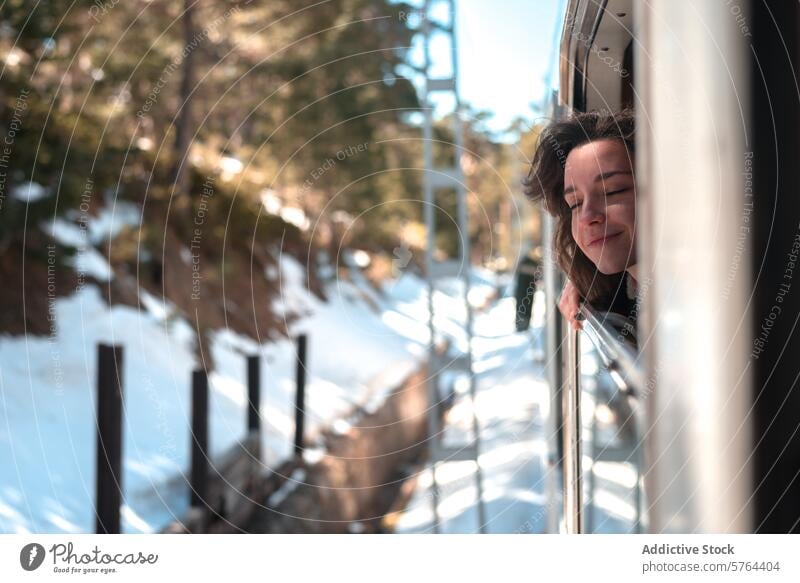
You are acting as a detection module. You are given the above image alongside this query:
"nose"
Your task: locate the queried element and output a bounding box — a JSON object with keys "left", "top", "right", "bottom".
{"left": 578, "top": 194, "right": 605, "bottom": 227}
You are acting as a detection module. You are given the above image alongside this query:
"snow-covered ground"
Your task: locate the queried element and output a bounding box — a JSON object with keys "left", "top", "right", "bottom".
{"left": 0, "top": 242, "right": 493, "bottom": 533}
{"left": 0, "top": 230, "right": 642, "bottom": 535}
{"left": 394, "top": 290, "right": 642, "bottom": 534}
{"left": 394, "top": 295, "right": 552, "bottom": 534}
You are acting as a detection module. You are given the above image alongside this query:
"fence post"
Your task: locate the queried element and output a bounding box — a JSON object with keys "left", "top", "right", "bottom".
{"left": 247, "top": 355, "right": 261, "bottom": 433}
{"left": 294, "top": 334, "right": 307, "bottom": 457}
{"left": 190, "top": 369, "right": 209, "bottom": 519}
{"left": 96, "top": 343, "right": 123, "bottom": 534}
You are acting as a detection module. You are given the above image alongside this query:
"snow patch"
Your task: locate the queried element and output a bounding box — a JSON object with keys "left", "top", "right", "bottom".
{"left": 12, "top": 181, "right": 49, "bottom": 203}
{"left": 0, "top": 257, "right": 498, "bottom": 534}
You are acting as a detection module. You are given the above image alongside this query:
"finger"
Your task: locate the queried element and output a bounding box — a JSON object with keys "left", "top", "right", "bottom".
{"left": 574, "top": 307, "right": 584, "bottom": 330}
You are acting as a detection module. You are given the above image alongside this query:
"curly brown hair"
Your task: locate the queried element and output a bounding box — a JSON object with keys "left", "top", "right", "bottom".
{"left": 524, "top": 109, "right": 636, "bottom": 310}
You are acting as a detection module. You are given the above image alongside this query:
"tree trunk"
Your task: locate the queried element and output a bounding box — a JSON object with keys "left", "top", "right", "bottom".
{"left": 172, "top": 0, "right": 197, "bottom": 204}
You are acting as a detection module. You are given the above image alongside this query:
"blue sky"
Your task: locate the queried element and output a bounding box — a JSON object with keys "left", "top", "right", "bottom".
{"left": 455, "top": 0, "right": 564, "bottom": 132}
{"left": 401, "top": 0, "right": 565, "bottom": 137}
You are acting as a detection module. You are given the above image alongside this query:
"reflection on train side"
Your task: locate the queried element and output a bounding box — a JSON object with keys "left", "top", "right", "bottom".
{"left": 569, "top": 304, "right": 647, "bottom": 533}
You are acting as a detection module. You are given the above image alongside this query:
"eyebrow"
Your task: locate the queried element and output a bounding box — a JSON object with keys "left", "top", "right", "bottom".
{"left": 563, "top": 170, "right": 633, "bottom": 196}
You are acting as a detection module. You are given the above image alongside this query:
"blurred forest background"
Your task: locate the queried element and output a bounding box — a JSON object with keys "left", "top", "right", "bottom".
{"left": 0, "top": 0, "right": 540, "bottom": 347}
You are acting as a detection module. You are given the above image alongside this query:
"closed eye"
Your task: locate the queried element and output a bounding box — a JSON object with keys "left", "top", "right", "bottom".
{"left": 567, "top": 188, "right": 630, "bottom": 210}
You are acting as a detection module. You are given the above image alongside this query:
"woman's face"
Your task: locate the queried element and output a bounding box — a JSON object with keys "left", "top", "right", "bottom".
{"left": 563, "top": 139, "right": 637, "bottom": 274}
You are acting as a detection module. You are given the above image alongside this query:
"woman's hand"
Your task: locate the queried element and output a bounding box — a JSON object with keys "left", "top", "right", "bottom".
{"left": 558, "top": 279, "right": 584, "bottom": 331}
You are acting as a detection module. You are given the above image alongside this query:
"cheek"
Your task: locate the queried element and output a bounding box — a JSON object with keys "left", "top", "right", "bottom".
{"left": 625, "top": 204, "right": 637, "bottom": 230}
{"left": 570, "top": 217, "right": 586, "bottom": 253}
{"left": 605, "top": 203, "right": 637, "bottom": 261}
{"left": 609, "top": 199, "right": 636, "bottom": 232}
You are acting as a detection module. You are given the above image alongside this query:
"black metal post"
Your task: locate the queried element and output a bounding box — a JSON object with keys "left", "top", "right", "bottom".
{"left": 294, "top": 334, "right": 307, "bottom": 457}
{"left": 247, "top": 355, "right": 261, "bottom": 433}
{"left": 95, "top": 344, "right": 123, "bottom": 534}
{"left": 751, "top": 0, "right": 800, "bottom": 532}
{"left": 190, "top": 369, "right": 209, "bottom": 510}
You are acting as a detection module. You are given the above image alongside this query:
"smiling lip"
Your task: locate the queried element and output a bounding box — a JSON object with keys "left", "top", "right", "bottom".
{"left": 588, "top": 232, "right": 622, "bottom": 247}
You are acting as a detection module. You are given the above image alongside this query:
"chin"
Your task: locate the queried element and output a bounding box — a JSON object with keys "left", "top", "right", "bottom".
{"left": 591, "top": 257, "right": 630, "bottom": 275}
{"left": 584, "top": 240, "right": 636, "bottom": 276}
